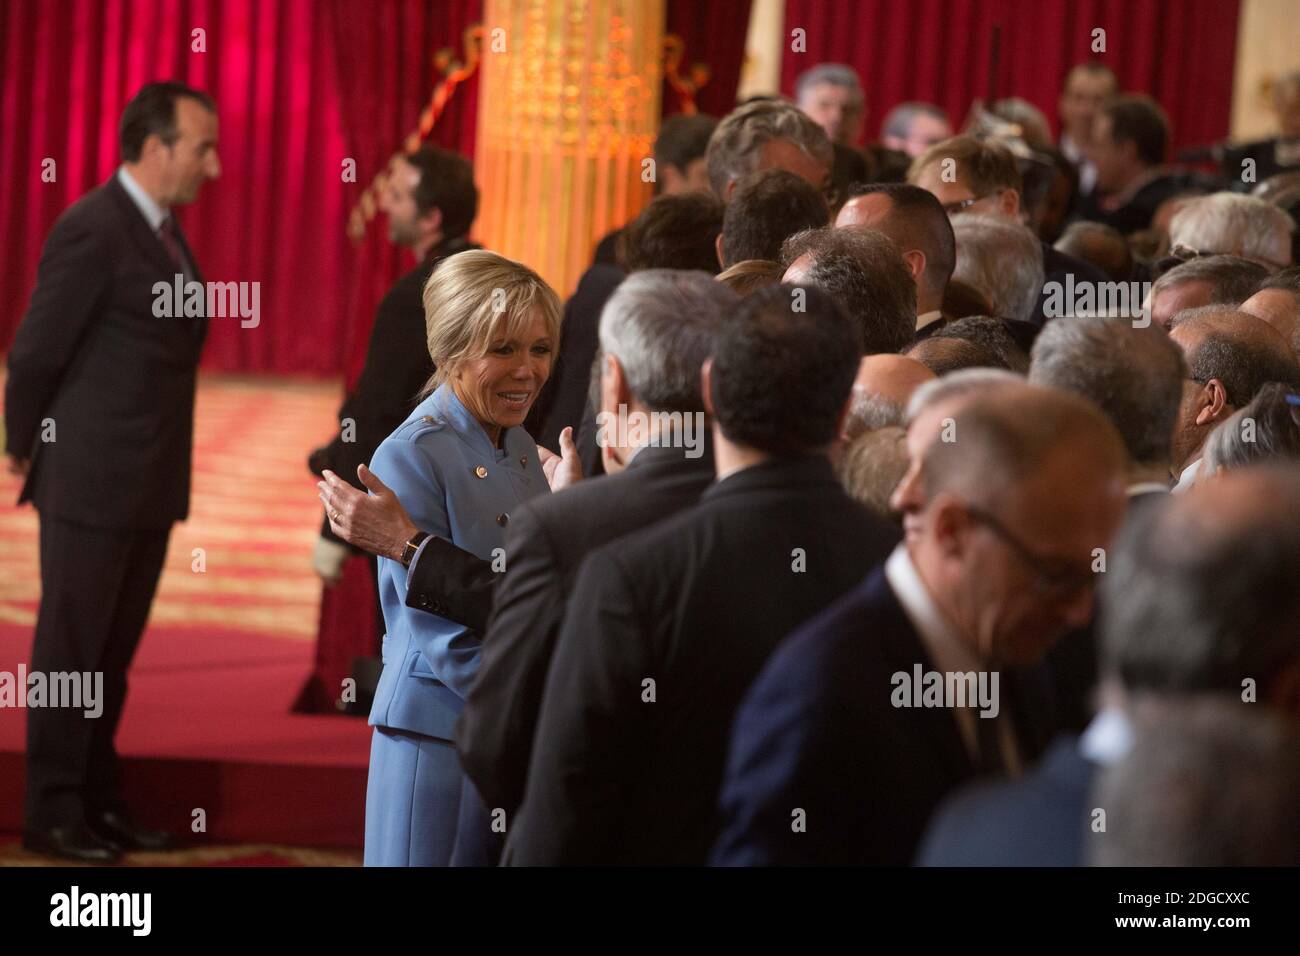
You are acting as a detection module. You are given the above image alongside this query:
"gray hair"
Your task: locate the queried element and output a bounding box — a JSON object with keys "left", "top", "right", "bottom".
{"left": 705, "top": 100, "right": 833, "bottom": 200}
{"left": 881, "top": 101, "right": 949, "bottom": 141}
{"left": 951, "top": 214, "right": 1045, "bottom": 324}
{"left": 794, "top": 63, "right": 863, "bottom": 103}
{"left": 836, "top": 425, "right": 908, "bottom": 519}
{"left": 1029, "top": 316, "right": 1187, "bottom": 468}
{"left": 1099, "top": 465, "right": 1300, "bottom": 694}
{"left": 904, "top": 367, "right": 1023, "bottom": 423}
{"left": 1169, "top": 309, "right": 1300, "bottom": 408}
{"left": 844, "top": 394, "right": 904, "bottom": 440}
{"left": 1146, "top": 254, "right": 1269, "bottom": 314}
{"left": 1202, "top": 382, "right": 1300, "bottom": 475}
{"left": 1168, "top": 192, "right": 1295, "bottom": 267}
{"left": 597, "top": 269, "right": 738, "bottom": 413}
{"left": 1090, "top": 698, "right": 1300, "bottom": 867}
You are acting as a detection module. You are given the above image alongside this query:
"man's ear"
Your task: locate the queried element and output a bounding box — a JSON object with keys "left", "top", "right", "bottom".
{"left": 700, "top": 357, "right": 716, "bottom": 417}
{"left": 929, "top": 492, "right": 972, "bottom": 558}
{"left": 418, "top": 206, "right": 444, "bottom": 244}
{"left": 998, "top": 188, "right": 1021, "bottom": 220}
{"left": 715, "top": 232, "right": 726, "bottom": 270}
{"left": 901, "top": 248, "right": 927, "bottom": 284}
{"left": 1195, "top": 379, "right": 1231, "bottom": 426}
{"left": 600, "top": 353, "right": 629, "bottom": 416}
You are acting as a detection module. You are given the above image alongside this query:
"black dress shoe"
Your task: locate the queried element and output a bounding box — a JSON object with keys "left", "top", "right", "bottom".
{"left": 89, "top": 810, "right": 178, "bottom": 851}
{"left": 23, "top": 822, "right": 122, "bottom": 863}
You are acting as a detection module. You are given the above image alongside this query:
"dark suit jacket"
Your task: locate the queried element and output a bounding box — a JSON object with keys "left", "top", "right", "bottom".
{"left": 916, "top": 735, "right": 1095, "bottom": 866}
{"left": 1073, "top": 172, "right": 1191, "bottom": 236}
{"left": 533, "top": 263, "right": 624, "bottom": 457}
{"left": 455, "top": 439, "right": 717, "bottom": 816}
{"left": 310, "top": 236, "right": 476, "bottom": 546}
{"left": 507, "top": 455, "right": 899, "bottom": 865}
{"left": 711, "top": 565, "right": 1058, "bottom": 866}
{"left": 5, "top": 175, "right": 206, "bottom": 530}
{"left": 1036, "top": 242, "right": 1110, "bottom": 326}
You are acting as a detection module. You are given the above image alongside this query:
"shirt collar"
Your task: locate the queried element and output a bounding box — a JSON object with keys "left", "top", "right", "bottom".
{"left": 1126, "top": 480, "right": 1170, "bottom": 497}
{"left": 916, "top": 310, "right": 944, "bottom": 332}
{"left": 1172, "top": 456, "right": 1203, "bottom": 494}
{"left": 117, "top": 166, "right": 168, "bottom": 232}
{"left": 883, "top": 544, "right": 979, "bottom": 674}
{"left": 1078, "top": 706, "right": 1134, "bottom": 765}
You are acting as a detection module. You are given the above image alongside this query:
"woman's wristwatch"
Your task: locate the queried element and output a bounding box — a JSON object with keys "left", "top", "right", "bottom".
{"left": 400, "top": 531, "right": 431, "bottom": 568}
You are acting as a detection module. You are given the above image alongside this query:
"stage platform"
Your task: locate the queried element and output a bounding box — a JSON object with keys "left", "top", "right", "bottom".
{"left": 0, "top": 372, "right": 371, "bottom": 856}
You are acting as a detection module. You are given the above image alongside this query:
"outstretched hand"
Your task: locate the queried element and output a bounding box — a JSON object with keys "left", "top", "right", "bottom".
{"left": 318, "top": 464, "right": 419, "bottom": 562}
{"left": 539, "top": 426, "right": 582, "bottom": 492}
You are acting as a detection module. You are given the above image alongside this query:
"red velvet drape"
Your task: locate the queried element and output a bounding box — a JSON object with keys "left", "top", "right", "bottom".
{"left": 664, "top": 0, "right": 752, "bottom": 118}
{"left": 0, "top": 0, "right": 486, "bottom": 376}
{"left": 780, "top": 0, "right": 1241, "bottom": 155}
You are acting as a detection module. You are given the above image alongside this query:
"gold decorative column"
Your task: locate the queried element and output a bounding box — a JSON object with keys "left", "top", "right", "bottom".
{"left": 474, "top": 0, "right": 665, "bottom": 296}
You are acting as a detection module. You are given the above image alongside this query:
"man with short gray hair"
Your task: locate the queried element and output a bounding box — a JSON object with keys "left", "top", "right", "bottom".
{"left": 1167, "top": 307, "right": 1300, "bottom": 490}
{"left": 1147, "top": 254, "right": 1269, "bottom": 331}
{"left": 1029, "top": 317, "right": 1186, "bottom": 495}
{"left": 919, "top": 464, "right": 1300, "bottom": 866}
{"left": 1168, "top": 191, "right": 1295, "bottom": 269}
{"left": 881, "top": 101, "right": 952, "bottom": 157}
{"left": 705, "top": 99, "right": 833, "bottom": 201}
{"left": 794, "top": 63, "right": 865, "bottom": 147}
{"left": 951, "top": 214, "right": 1045, "bottom": 325}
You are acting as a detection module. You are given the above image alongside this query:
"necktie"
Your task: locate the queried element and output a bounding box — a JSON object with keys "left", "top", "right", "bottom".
{"left": 158, "top": 216, "right": 185, "bottom": 274}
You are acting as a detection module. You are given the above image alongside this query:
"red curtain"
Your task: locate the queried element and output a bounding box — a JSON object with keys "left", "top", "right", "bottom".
{"left": 0, "top": 0, "right": 484, "bottom": 377}
{"left": 780, "top": 0, "right": 1241, "bottom": 155}
{"left": 664, "top": 0, "right": 752, "bottom": 118}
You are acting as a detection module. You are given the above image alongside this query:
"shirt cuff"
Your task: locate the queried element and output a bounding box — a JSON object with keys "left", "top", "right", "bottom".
{"left": 404, "top": 533, "right": 436, "bottom": 589}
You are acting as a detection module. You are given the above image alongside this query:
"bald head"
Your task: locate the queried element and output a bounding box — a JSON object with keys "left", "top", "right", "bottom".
{"left": 1242, "top": 287, "right": 1300, "bottom": 356}
{"left": 843, "top": 354, "right": 935, "bottom": 440}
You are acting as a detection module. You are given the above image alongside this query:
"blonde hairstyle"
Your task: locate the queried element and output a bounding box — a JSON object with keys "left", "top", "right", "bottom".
{"left": 420, "top": 249, "right": 562, "bottom": 395}
{"left": 716, "top": 258, "right": 784, "bottom": 297}
{"left": 836, "top": 425, "right": 909, "bottom": 520}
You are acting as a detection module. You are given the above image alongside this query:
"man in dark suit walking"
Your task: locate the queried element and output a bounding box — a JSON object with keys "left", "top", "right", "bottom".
{"left": 712, "top": 383, "right": 1129, "bottom": 865}
{"left": 506, "top": 284, "right": 900, "bottom": 865}
{"left": 317, "top": 270, "right": 737, "bottom": 821}
{"left": 4, "top": 82, "right": 221, "bottom": 862}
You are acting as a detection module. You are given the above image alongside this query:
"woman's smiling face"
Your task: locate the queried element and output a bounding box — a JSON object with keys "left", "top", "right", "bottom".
{"left": 452, "top": 307, "right": 554, "bottom": 443}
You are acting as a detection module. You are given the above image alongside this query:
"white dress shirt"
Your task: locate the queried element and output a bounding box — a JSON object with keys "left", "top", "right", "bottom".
{"left": 883, "top": 544, "right": 1020, "bottom": 772}
{"left": 1078, "top": 706, "right": 1134, "bottom": 766}
{"left": 1172, "top": 456, "right": 1203, "bottom": 494}
{"left": 117, "top": 166, "right": 167, "bottom": 232}
{"left": 916, "top": 309, "right": 943, "bottom": 333}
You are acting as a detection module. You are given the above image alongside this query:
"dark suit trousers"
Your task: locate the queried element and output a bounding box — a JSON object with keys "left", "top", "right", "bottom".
{"left": 25, "top": 515, "right": 170, "bottom": 828}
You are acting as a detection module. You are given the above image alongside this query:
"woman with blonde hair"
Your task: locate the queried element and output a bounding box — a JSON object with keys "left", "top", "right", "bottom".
{"left": 363, "top": 249, "right": 568, "bottom": 866}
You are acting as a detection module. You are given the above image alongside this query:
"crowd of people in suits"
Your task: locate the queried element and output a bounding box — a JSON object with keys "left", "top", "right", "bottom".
{"left": 9, "top": 61, "right": 1300, "bottom": 865}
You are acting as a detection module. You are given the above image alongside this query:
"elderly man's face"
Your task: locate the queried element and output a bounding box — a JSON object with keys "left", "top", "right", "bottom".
{"left": 798, "top": 82, "right": 865, "bottom": 146}
{"left": 958, "top": 447, "right": 1125, "bottom": 665}
{"left": 887, "top": 113, "right": 953, "bottom": 158}
{"left": 1151, "top": 279, "right": 1214, "bottom": 331}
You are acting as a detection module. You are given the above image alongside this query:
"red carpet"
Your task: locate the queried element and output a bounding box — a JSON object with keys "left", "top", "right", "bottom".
{"left": 0, "top": 372, "right": 372, "bottom": 854}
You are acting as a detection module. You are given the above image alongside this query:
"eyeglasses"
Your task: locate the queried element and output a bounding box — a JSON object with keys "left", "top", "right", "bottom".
{"left": 964, "top": 504, "right": 1098, "bottom": 597}
{"left": 941, "top": 195, "right": 990, "bottom": 216}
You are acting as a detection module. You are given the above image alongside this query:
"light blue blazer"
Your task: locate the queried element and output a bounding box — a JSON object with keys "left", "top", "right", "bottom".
{"left": 367, "top": 383, "right": 548, "bottom": 739}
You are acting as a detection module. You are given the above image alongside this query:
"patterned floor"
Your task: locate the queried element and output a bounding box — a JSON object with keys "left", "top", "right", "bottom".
{"left": 0, "top": 836, "right": 360, "bottom": 867}
{"left": 0, "top": 371, "right": 340, "bottom": 639}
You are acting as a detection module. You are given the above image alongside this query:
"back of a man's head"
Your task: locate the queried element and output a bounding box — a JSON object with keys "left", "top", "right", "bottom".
{"left": 1091, "top": 697, "right": 1300, "bottom": 866}
{"left": 1102, "top": 94, "right": 1169, "bottom": 169}
{"left": 653, "top": 113, "right": 718, "bottom": 188}
{"left": 934, "top": 316, "right": 1030, "bottom": 372}
{"left": 837, "top": 184, "right": 956, "bottom": 304}
{"left": 1169, "top": 192, "right": 1295, "bottom": 268}
{"left": 1029, "top": 317, "right": 1187, "bottom": 472}
{"left": 1170, "top": 308, "right": 1300, "bottom": 408}
{"left": 599, "top": 270, "right": 738, "bottom": 414}
{"left": 1054, "top": 221, "right": 1132, "bottom": 282}
{"left": 908, "top": 335, "right": 1005, "bottom": 375}
{"left": 709, "top": 283, "right": 861, "bottom": 456}
{"left": 951, "top": 214, "right": 1045, "bottom": 324}
{"left": 1100, "top": 465, "right": 1300, "bottom": 697}
{"left": 780, "top": 226, "right": 917, "bottom": 353}
{"left": 706, "top": 99, "right": 833, "bottom": 200}
{"left": 617, "top": 192, "right": 725, "bottom": 274}
{"left": 722, "top": 169, "right": 829, "bottom": 267}
{"left": 403, "top": 146, "right": 479, "bottom": 240}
